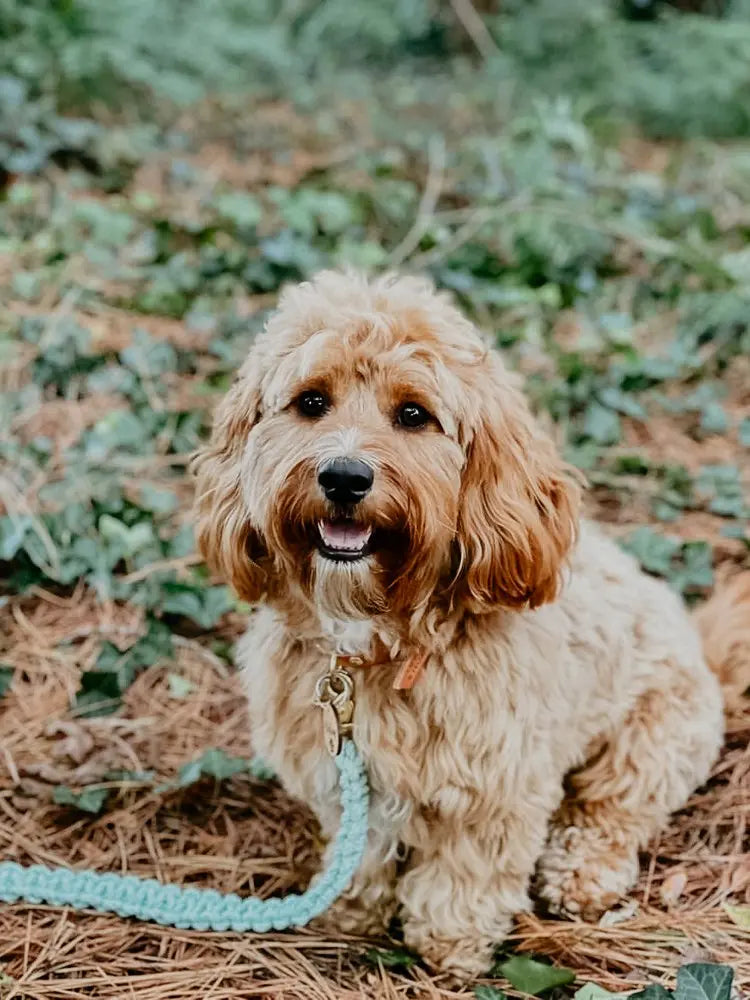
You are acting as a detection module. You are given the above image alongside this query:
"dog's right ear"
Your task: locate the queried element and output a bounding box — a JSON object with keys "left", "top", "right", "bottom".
{"left": 191, "top": 356, "right": 267, "bottom": 603}
{"left": 451, "top": 354, "right": 580, "bottom": 613}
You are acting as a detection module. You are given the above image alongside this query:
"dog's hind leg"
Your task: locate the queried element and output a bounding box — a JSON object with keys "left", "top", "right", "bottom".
{"left": 537, "top": 669, "right": 724, "bottom": 921}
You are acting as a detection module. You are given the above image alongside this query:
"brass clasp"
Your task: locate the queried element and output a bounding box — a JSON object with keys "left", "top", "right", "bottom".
{"left": 313, "top": 655, "right": 356, "bottom": 757}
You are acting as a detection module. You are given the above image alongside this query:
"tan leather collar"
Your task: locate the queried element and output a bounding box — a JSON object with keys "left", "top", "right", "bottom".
{"left": 331, "top": 648, "right": 429, "bottom": 690}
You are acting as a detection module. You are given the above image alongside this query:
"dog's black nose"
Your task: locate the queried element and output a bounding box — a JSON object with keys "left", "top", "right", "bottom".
{"left": 318, "top": 457, "right": 374, "bottom": 505}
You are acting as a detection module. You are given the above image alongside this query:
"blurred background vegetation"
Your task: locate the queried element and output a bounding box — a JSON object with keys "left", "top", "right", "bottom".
{"left": 4, "top": 0, "right": 750, "bottom": 157}
{"left": 1, "top": 0, "right": 749, "bottom": 708}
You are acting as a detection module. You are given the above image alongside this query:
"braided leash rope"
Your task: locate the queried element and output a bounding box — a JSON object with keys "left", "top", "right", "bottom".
{"left": 0, "top": 740, "right": 368, "bottom": 932}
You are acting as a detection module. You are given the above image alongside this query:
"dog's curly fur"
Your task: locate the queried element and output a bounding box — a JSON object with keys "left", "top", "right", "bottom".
{"left": 193, "top": 271, "right": 749, "bottom": 978}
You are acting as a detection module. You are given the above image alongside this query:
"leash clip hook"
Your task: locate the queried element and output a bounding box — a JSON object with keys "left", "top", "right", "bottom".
{"left": 313, "top": 654, "right": 356, "bottom": 757}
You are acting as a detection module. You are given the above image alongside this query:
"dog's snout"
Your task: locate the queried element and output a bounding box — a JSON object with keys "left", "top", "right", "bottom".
{"left": 318, "top": 457, "right": 374, "bottom": 505}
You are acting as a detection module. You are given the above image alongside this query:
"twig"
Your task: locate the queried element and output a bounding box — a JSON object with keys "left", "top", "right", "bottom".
{"left": 449, "top": 0, "right": 501, "bottom": 61}
{"left": 407, "top": 208, "right": 492, "bottom": 271}
{"left": 172, "top": 635, "right": 231, "bottom": 677}
{"left": 387, "top": 135, "right": 446, "bottom": 268}
{"left": 120, "top": 554, "right": 202, "bottom": 585}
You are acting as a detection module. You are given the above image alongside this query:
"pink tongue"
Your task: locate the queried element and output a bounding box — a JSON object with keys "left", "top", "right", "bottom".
{"left": 320, "top": 520, "right": 371, "bottom": 550}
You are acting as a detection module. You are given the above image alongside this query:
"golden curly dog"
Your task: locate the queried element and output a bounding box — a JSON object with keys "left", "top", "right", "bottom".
{"left": 193, "top": 270, "right": 750, "bottom": 978}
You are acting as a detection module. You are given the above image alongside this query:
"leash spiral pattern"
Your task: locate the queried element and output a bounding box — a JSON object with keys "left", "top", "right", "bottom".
{"left": 0, "top": 741, "right": 368, "bottom": 932}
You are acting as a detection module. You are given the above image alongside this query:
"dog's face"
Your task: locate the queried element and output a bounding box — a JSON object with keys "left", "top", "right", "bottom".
{"left": 193, "top": 272, "right": 579, "bottom": 625}
{"left": 231, "top": 310, "right": 468, "bottom": 621}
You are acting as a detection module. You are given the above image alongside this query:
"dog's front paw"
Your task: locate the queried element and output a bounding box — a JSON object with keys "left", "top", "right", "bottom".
{"left": 537, "top": 824, "right": 639, "bottom": 922}
{"left": 402, "top": 921, "right": 497, "bottom": 980}
{"left": 312, "top": 888, "right": 396, "bottom": 937}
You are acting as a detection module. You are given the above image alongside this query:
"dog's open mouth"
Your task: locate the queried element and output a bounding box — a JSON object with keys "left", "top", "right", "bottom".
{"left": 316, "top": 518, "right": 373, "bottom": 562}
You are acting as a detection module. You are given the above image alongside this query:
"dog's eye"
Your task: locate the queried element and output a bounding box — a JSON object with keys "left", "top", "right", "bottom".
{"left": 296, "top": 390, "right": 330, "bottom": 418}
{"left": 397, "top": 402, "right": 432, "bottom": 429}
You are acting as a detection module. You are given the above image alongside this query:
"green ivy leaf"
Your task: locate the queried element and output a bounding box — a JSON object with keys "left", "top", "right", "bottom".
{"left": 674, "top": 964, "right": 733, "bottom": 1000}
{"left": 158, "top": 748, "right": 251, "bottom": 792}
{"left": 0, "top": 517, "right": 30, "bottom": 560}
{"left": 574, "top": 985, "right": 617, "bottom": 1000}
{"left": 670, "top": 541, "right": 714, "bottom": 594}
{"left": 84, "top": 411, "right": 151, "bottom": 460}
{"left": 161, "top": 582, "right": 233, "bottom": 628}
{"left": 73, "top": 201, "right": 135, "bottom": 246}
{"left": 622, "top": 527, "right": 680, "bottom": 575}
{"left": 723, "top": 903, "right": 750, "bottom": 929}
{"left": 131, "top": 617, "right": 174, "bottom": 666}
{"left": 333, "top": 237, "right": 387, "bottom": 270}
{"left": 167, "top": 524, "right": 196, "bottom": 559}
{"left": 0, "top": 967, "right": 17, "bottom": 989}
{"left": 629, "top": 985, "right": 673, "bottom": 1000}
{"left": 696, "top": 465, "right": 746, "bottom": 518}
{"left": 12, "top": 271, "right": 41, "bottom": 302}
{"left": 498, "top": 956, "right": 575, "bottom": 995}
{"left": 364, "top": 947, "right": 417, "bottom": 969}
{"left": 652, "top": 499, "right": 682, "bottom": 523}
{"left": 583, "top": 401, "right": 621, "bottom": 445}
{"left": 260, "top": 229, "right": 325, "bottom": 273}
{"left": 75, "top": 640, "right": 131, "bottom": 715}
{"left": 121, "top": 328, "right": 178, "bottom": 378}
{"left": 136, "top": 484, "right": 179, "bottom": 515}
{"left": 0, "top": 665, "right": 14, "bottom": 698}
{"left": 160, "top": 586, "right": 205, "bottom": 621}
{"left": 53, "top": 785, "right": 109, "bottom": 814}
{"left": 598, "top": 387, "right": 646, "bottom": 420}
{"left": 475, "top": 987, "right": 506, "bottom": 1000}
{"left": 75, "top": 619, "right": 173, "bottom": 716}
{"left": 272, "top": 188, "right": 361, "bottom": 238}
{"left": 76, "top": 667, "right": 124, "bottom": 717}
{"left": 612, "top": 454, "right": 650, "bottom": 476}
{"left": 104, "top": 769, "right": 156, "bottom": 784}
{"left": 98, "top": 515, "right": 156, "bottom": 558}
{"left": 621, "top": 529, "right": 713, "bottom": 596}
{"left": 168, "top": 673, "right": 196, "bottom": 698}
{"left": 700, "top": 402, "right": 728, "bottom": 435}
{"left": 214, "top": 192, "right": 262, "bottom": 229}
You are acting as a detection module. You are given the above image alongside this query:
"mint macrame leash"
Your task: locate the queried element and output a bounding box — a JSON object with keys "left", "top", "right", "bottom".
{"left": 0, "top": 740, "right": 368, "bottom": 931}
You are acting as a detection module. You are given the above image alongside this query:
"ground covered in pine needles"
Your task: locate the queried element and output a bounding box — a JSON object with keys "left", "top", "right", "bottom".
{"left": 2, "top": 3, "right": 750, "bottom": 997}
{"left": 0, "top": 594, "right": 748, "bottom": 999}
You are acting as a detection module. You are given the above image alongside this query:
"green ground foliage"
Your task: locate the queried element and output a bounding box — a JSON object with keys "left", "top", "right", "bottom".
{"left": 471, "top": 959, "right": 735, "bottom": 1000}
{"left": 1, "top": 0, "right": 749, "bottom": 794}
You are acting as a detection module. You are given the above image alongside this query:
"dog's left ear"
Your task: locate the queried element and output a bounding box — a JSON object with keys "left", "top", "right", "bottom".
{"left": 191, "top": 355, "right": 268, "bottom": 603}
{"left": 453, "top": 355, "right": 580, "bottom": 612}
